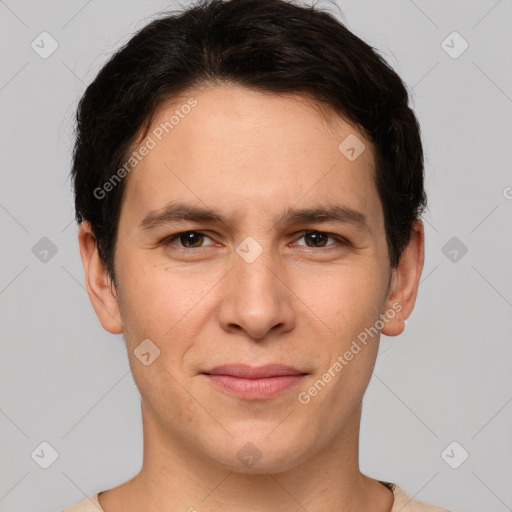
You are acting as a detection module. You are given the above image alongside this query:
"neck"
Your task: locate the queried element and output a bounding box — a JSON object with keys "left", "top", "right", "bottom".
{"left": 99, "top": 400, "right": 394, "bottom": 512}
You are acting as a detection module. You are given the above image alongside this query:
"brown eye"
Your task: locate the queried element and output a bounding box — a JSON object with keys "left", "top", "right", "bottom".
{"left": 178, "top": 231, "right": 205, "bottom": 247}
{"left": 163, "top": 231, "right": 214, "bottom": 249}
{"left": 294, "top": 230, "right": 344, "bottom": 248}
{"left": 304, "top": 231, "right": 330, "bottom": 247}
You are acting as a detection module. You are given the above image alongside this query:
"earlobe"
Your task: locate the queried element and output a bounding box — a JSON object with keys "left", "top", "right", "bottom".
{"left": 381, "top": 220, "right": 424, "bottom": 337}
{"left": 78, "top": 221, "right": 123, "bottom": 334}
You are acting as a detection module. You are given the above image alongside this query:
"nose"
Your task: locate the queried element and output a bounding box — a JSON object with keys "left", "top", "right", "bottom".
{"left": 217, "top": 245, "right": 296, "bottom": 340}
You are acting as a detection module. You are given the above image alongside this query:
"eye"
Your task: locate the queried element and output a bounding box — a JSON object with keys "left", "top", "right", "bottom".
{"left": 293, "top": 230, "right": 347, "bottom": 248}
{"left": 162, "top": 231, "right": 216, "bottom": 249}
{"left": 161, "top": 230, "right": 349, "bottom": 252}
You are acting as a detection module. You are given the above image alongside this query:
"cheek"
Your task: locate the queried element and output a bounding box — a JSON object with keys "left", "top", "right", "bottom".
{"left": 117, "top": 268, "right": 203, "bottom": 407}
{"left": 294, "top": 263, "right": 387, "bottom": 338}
{"left": 302, "top": 269, "right": 386, "bottom": 394}
{"left": 117, "top": 250, "right": 205, "bottom": 335}
{"left": 116, "top": 254, "right": 220, "bottom": 388}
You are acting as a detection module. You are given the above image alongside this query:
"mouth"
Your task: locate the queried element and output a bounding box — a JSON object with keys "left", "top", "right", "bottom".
{"left": 201, "top": 364, "right": 308, "bottom": 400}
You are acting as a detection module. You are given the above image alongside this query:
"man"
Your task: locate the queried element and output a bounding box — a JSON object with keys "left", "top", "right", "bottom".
{"left": 64, "top": 0, "right": 452, "bottom": 510}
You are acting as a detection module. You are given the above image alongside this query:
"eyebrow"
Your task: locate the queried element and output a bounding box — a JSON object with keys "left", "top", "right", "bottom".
{"left": 139, "top": 202, "right": 369, "bottom": 232}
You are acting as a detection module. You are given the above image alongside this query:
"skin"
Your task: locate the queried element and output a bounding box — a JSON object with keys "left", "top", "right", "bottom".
{"left": 78, "top": 83, "right": 424, "bottom": 512}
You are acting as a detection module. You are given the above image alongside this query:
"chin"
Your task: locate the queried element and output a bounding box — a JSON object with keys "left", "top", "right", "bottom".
{"left": 205, "top": 427, "right": 310, "bottom": 475}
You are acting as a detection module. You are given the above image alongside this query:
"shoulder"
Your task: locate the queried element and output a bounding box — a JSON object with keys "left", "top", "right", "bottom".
{"left": 384, "top": 481, "right": 454, "bottom": 512}
{"left": 61, "top": 492, "right": 104, "bottom": 512}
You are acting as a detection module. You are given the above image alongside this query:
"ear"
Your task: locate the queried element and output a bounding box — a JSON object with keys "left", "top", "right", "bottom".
{"left": 78, "top": 221, "right": 123, "bottom": 334}
{"left": 381, "top": 220, "right": 424, "bottom": 337}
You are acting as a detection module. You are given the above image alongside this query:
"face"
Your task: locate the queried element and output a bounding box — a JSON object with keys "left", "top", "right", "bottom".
{"left": 80, "top": 83, "right": 423, "bottom": 474}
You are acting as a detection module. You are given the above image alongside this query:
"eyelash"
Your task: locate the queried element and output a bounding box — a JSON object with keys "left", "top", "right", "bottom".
{"left": 161, "top": 230, "right": 350, "bottom": 252}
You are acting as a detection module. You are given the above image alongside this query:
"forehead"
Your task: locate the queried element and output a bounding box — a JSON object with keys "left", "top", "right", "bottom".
{"left": 120, "top": 84, "right": 381, "bottom": 226}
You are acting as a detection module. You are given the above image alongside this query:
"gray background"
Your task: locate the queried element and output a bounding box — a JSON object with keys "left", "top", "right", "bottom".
{"left": 1, "top": 0, "right": 511, "bottom": 511}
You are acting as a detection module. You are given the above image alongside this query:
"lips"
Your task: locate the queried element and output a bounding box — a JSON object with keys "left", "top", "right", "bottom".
{"left": 202, "top": 364, "right": 307, "bottom": 379}
{"left": 201, "top": 364, "right": 308, "bottom": 400}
